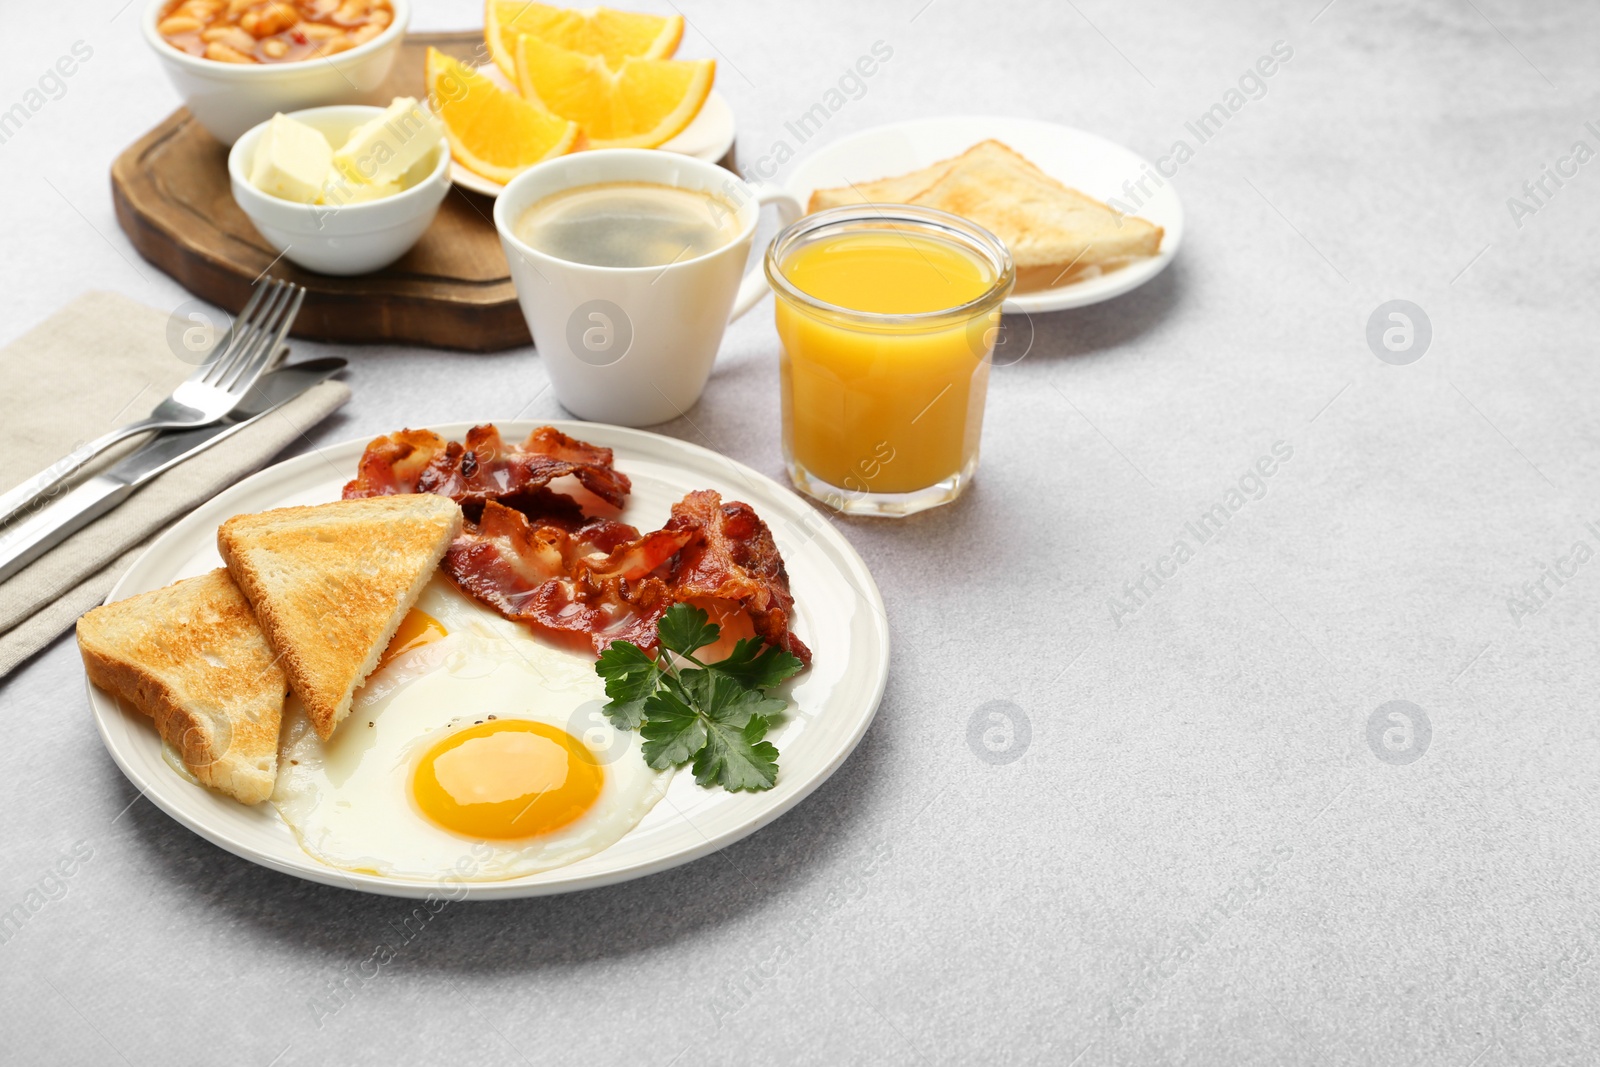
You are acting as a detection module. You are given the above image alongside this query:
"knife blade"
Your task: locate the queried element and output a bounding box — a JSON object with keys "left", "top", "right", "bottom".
{"left": 0, "top": 358, "right": 346, "bottom": 584}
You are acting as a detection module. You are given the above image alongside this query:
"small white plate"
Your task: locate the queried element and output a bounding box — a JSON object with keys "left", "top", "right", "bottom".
{"left": 785, "top": 116, "right": 1184, "bottom": 314}
{"left": 448, "top": 65, "right": 737, "bottom": 198}
{"left": 87, "top": 421, "right": 888, "bottom": 899}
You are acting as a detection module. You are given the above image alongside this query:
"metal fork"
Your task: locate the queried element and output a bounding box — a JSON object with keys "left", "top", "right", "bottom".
{"left": 0, "top": 278, "right": 306, "bottom": 528}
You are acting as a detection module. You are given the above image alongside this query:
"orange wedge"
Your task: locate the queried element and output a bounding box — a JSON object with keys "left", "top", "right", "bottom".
{"left": 513, "top": 34, "right": 714, "bottom": 150}
{"left": 425, "top": 47, "right": 580, "bottom": 185}
{"left": 485, "top": 1, "right": 683, "bottom": 78}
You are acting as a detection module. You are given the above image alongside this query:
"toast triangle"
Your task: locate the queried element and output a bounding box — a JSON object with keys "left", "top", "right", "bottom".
{"left": 806, "top": 153, "right": 963, "bottom": 213}
{"left": 805, "top": 139, "right": 1164, "bottom": 285}
{"left": 906, "top": 139, "right": 1164, "bottom": 274}
{"left": 77, "top": 569, "right": 285, "bottom": 805}
{"left": 217, "top": 494, "right": 462, "bottom": 741}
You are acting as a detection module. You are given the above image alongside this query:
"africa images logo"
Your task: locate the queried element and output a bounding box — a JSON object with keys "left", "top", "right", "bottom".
{"left": 566, "top": 299, "right": 633, "bottom": 367}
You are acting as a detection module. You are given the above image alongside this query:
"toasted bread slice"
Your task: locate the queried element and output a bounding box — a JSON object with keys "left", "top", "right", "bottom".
{"left": 806, "top": 139, "right": 1163, "bottom": 288}
{"left": 77, "top": 569, "right": 285, "bottom": 805}
{"left": 217, "top": 495, "right": 462, "bottom": 741}
{"left": 907, "top": 140, "right": 1163, "bottom": 278}
{"left": 806, "top": 154, "right": 961, "bottom": 213}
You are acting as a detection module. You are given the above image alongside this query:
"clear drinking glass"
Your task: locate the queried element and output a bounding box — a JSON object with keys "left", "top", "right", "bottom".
{"left": 765, "top": 205, "right": 1015, "bottom": 517}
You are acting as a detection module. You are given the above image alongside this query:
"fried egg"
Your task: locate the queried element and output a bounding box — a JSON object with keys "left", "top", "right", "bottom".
{"left": 272, "top": 577, "right": 673, "bottom": 881}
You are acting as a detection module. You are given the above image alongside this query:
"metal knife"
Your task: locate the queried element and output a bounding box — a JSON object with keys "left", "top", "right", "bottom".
{"left": 0, "top": 357, "right": 346, "bottom": 584}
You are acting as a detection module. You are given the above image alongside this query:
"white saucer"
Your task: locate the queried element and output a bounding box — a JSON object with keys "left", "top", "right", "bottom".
{"left": 784, "top": 116, "right": 1184, "bottom": 314}
{"left": 448, "top": 65, "right": 736, "bottom": 198}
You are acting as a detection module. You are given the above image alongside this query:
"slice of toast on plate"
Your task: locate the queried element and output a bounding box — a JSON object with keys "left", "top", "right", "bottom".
{"left": 806, "top": 153, "right": 964, "bottom": 213}
{"left": 76, "top": 568, "right": 285, "bottom": 805}
{"left": 906, "top": 140, "right": 1164, "bottom": 281}
{"left": 806, "top": 139, "right": 1164, "bottom": 289}
{"left": 217, "top": 494, "right": 461, "bottom": 742}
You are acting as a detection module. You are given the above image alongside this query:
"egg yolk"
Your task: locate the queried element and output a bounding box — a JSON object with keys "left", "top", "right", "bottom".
{"left": 411, "top": 720, "right": 603, "bottom": 840}
{"left": 378, "top": 610, "right": 447, "bottom": 672}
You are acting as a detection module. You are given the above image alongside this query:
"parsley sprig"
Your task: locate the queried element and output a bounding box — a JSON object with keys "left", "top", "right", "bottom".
{"left": 594, "top": 604, "right": 804, "bottom": 792}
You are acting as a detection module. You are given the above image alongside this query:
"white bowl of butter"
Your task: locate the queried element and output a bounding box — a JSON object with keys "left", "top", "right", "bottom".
{"left": 228, "top": 101, "right": 450, "bottom": 276}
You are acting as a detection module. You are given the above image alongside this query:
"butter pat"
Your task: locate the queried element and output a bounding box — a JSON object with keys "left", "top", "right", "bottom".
{"left": 332, "top": 97, "right": 443, "bottom": 187}
{"left": 249, "top": 113, "right": 333, "bottom": 204}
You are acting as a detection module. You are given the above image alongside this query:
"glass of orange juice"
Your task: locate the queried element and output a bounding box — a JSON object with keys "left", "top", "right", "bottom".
{"left": 765, "top": 205, "right": 1015, "bottom": 516}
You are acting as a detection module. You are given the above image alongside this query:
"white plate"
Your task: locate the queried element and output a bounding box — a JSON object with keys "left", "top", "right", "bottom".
{"left": 87, "top": 421, "right": 889, "bottom": 899}
{"left": 784, "top": 116, "right": 1184, "bottom": 314}
{"left": 448, "top": 71, "right": 737, "bottom": 198}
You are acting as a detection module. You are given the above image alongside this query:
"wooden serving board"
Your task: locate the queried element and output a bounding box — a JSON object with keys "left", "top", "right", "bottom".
{"left": 112, "top": 32, "right": 737, "bottom": 352}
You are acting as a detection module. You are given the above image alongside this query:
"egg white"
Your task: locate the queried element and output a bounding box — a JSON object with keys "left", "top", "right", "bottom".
{"left": 272, "top": 578, "right": 674, "bottom": 881}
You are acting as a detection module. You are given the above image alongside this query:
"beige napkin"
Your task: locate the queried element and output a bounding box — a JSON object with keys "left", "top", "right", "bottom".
{"left": 0, "top": 291, "right": 350, "bottom": 676}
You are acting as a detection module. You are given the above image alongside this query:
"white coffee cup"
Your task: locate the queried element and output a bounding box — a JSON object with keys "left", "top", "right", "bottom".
{"left": 494, "top": 149, "right": 803, "bottom": 426}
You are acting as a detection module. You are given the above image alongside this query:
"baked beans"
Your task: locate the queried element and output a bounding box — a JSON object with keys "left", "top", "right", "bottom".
{"left": 157, "top": 0, "right": 394, "bottom": 64}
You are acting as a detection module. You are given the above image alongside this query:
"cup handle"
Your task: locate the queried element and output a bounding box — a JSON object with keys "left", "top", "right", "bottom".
{"left": 728, "top": 183, "right": 805, "bottom": 322}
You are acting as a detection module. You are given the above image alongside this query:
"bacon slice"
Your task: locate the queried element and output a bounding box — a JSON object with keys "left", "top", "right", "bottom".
{"left": 442, "top": 491, "right": 810, "bottom": 663}
{"left": 342, "top": 428, "right": 446, "bottom": 496}
{"left": 661, "top": 490, "right": 811, "bottom": 664}
{"left": 343, "top": 425, "right": 631, "bottom": 514}
{"left": 445, "top": 501, "right": 691, "bottom": 653}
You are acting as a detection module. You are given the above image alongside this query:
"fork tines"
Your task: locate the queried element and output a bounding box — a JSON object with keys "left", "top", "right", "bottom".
{"left": 204, "top": 277, "right": 308, "bottom": 386}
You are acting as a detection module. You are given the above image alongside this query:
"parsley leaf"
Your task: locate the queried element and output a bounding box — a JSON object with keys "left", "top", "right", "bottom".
{"left": 709, "top": 638, "right": 805, "bottom": 691}
{"left": 686, "top": 670, "right": 783, "bottom": 791}
{"left": 594, "top": 607, "right": 801, "bottom": 792}
{"left": 694, "top": 714, "right": 779, "bottom": 793}
{"left": 640, "top": 671, "right": 783, "bottom": 773}
{"left": 639, "top": 687, "right": 706, "bottom": 769}
{"left": 680, "top": 668, "right": 787, "bottom": 728}
{"left": 656, "top": 603, "right": 720, "bottom": 658}
{"left": 595, "top": 642, "right": 662, "bottom": 730}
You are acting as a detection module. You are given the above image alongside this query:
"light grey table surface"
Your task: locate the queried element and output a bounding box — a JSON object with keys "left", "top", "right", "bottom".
{"left": 3, "top": 1, "right": 1598, "bottom": 1064}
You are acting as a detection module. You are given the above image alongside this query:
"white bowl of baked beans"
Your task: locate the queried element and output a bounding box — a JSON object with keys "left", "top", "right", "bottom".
{"left": 143, "top": 0, "right": 410, "bottom": 145}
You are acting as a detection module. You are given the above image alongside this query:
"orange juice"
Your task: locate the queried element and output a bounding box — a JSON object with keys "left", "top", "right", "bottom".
{"left": 769, "top": 217, "right": 1012, "bottom": 513}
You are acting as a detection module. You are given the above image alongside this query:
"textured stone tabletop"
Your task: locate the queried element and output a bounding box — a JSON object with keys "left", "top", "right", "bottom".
{"left": 3, "top": 1, "right": 1598, "bottom": 1064}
